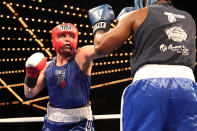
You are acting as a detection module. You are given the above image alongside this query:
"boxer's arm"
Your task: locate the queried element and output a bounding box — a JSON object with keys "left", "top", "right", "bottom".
{"left": 24, "top": 61, "right": 50, "bottom": 98}
{"left": 24, "top": 68, "right": 45, "bottom": 98}
{"left": 75, "top": 45, "right": 104, "bottom": 74}
{"left": 83, "top": 7, "right": 136, "bottom": 60}
{"left": 94, "top": 11, "right": 135, "bottom": 55}
{"left": 79, "top": 45, "right": 105, "bottom": 60}
{"left": 94, "top": 7, "right": 148, "bottom": 55}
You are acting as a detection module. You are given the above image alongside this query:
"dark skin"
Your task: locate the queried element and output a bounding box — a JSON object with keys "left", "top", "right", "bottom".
{"left": 93, "top": 0, "right": 170, "bottom": 55}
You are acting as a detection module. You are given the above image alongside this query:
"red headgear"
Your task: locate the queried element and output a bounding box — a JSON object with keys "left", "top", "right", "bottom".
{"left": 51, "top": 23, "right": 78, "bottom": 55}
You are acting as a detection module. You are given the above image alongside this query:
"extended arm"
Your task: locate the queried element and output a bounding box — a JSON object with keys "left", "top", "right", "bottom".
{"left": 94, "top": 17, "right": 133, "bottom": 55}
{"left": 89, "top": 5, "right": 137, "bottom": 55}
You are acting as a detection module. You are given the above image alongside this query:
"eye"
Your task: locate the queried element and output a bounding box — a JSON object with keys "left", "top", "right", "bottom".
{"left": 58, "top": 33, "right": 66, "bottom": 38}
{"left": 69, "top": 33, "right": 75, "bottom": 38}
{"left": 62, "top": 33, "right": 67, "bottom": 37}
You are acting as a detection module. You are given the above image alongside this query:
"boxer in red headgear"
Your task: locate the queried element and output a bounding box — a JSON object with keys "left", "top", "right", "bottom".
{"left": 51, "top": 23, "right": 78, "bottom": 55}
{"left": 24, "top": 23, "right": 105, "bottom": 131}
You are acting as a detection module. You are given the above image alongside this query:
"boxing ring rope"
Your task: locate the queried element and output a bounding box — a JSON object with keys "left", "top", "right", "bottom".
{"left": 0, "top": 114, "right": 121, "bottom": 123}
{"left": 0, "top": 77, "right": 132, "bottom": 111}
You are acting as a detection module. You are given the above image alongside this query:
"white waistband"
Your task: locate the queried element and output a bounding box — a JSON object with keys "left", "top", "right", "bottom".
{"left": 133, "top": 64, "right": 195, "bottom": 82}
{"left": 46, "top": 104, "right": 93, "bottom": 122}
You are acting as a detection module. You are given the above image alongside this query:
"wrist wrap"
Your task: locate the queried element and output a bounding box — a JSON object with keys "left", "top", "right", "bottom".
{"left": 24, "top": 75, "right": 37, "bottom": 88}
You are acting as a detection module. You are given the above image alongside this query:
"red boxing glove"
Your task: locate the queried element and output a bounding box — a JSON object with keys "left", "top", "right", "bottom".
{"left": 24, "top": 52, "right": 47, "bottom": 88}
{"left": 25, "top": 52, "right": 47, "bottom": 78}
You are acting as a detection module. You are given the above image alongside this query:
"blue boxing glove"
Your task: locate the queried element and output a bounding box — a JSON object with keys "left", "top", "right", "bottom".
{"left": 116, "top": 7, "right": 136, "bottom": 24}
{"left": 88, "top": 4, "right": 115, "bottom": 37}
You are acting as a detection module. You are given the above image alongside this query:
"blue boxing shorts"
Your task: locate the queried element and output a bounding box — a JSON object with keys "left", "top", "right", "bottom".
{"left": 42, "top": 104, "right": 94, "bottom": 131}
{"left": 121, "top": 64, "right": 197, "bottom": 131}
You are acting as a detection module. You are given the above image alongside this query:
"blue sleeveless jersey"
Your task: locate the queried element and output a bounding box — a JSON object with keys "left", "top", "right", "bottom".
{"left": 45, "top": 55, "right": 91, "bottom": 109}
{"left": 131, "top": 3, "right": 196, "bottom": 77}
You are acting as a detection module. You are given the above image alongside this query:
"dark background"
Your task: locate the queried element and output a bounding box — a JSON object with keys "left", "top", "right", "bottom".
{"left": 0, "top": 0, "right": 196, "bottom": 131}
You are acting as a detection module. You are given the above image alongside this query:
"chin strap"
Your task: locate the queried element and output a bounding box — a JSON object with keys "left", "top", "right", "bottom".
{"left": 59, "top": 43, "right": 75, "bottom": 56}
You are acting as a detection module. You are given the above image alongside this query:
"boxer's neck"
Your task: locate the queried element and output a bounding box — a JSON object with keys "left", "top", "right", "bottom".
{"left": 56, "top": 53, "right": 70, "bottom": 66}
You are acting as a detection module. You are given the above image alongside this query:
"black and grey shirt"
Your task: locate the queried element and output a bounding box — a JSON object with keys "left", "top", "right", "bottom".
{"left": 130, "top": 3, "right": 196, "bottom": 77}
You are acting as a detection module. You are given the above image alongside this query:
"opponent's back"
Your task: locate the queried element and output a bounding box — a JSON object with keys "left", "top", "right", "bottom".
{"left": 131, "top": 3, "right": 196, "bottom": 76}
